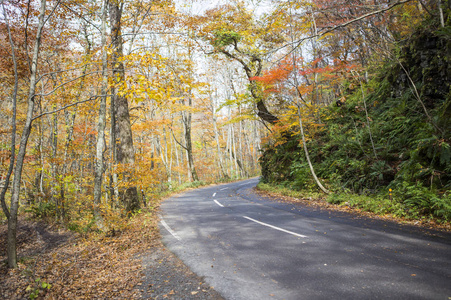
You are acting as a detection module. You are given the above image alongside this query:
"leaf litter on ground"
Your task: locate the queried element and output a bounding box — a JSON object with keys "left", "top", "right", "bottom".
{"left": 1, "top": 207, "right": 223, "bottom": 299}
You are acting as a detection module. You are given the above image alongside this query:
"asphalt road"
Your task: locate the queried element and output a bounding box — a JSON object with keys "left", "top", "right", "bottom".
{"left": 159, "top": 178, "right": 451, "bottom": 300}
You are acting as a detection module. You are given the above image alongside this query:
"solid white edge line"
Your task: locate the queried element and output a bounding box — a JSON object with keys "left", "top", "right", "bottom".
{"left": 213, "top": 192, "right": 216, "bottom": 197}
{"left": 243, "top": 216, "right": 307, "bottom": 238}
{"left": 214, "top": 200, "right": 224, "bottom": 207}
{"left": 160, "top": 216, "right": 181, "bottom": 241}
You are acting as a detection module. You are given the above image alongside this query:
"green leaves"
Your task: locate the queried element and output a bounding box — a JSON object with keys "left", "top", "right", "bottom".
{"left": 27, "top": 278, "right": 52, "bottom": 299}
{"left": 212, "top": 30, "right": 242, "bottom": 48}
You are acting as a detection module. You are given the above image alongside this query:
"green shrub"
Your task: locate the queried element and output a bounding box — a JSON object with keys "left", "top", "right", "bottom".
{"left": 25, "top": 201, "right": 56, "bottom": 219}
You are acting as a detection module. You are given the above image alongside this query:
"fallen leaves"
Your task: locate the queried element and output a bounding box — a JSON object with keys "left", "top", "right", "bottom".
{"left": 1, "top": 209, "right": 160, "bottom": 299}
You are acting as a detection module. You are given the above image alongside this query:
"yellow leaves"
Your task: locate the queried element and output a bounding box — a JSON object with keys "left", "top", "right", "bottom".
{"left": 223, "top": 114, "right": 256, "bottom": 125}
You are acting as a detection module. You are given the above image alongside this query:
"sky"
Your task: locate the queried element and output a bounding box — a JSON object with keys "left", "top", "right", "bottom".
{"left": 175, "top": 0, "right": 272, "bottom": 16}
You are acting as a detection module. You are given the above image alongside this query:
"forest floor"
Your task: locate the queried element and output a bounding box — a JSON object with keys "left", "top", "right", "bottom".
{"left": 0, "top": 206, "right": 223, "bottom": 300}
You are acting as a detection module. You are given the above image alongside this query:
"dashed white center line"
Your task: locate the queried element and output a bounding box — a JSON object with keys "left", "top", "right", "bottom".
{"left": 212, "top": 192, "right": 216, "bottom": 197}
{"left": 160, "top": 216, "right": 181, "bottom": 241}
{"left": 243, "top": 216, "right": 307, "bottom": 238}
{"left": 214, "top": 200, "right": 224, "bottom": 207}
{"left": 220, "top": 187, "right": 228, "bottom": 190}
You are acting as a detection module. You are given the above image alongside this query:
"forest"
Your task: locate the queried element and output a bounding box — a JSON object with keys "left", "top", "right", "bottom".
{"left": 0, "top": 0, "right": 449, "bottom": 281}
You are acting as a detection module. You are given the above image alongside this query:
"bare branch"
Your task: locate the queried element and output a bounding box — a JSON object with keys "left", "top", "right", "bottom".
{"left": 34, "top": 71, "right": 102, "bottom": 97}
{"left": 60, "top": 2, "right": 101, "bottom": 32}
{"left": 170, "top": 125, "right": 188, "bottom": 150}
{"left": 270, "top": 0, "right": 414, "bottom": 58}
{"left": 36, "top": 63, "right": 98, "bottom": 83}
{"left": 31, "top": 95, "right": 104, "bottom": 120}
{"left": 43, "top": 0, "right": 61, "bottom": 26}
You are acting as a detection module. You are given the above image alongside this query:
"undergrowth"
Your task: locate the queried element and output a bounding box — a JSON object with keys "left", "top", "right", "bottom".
{"left": 259, "top": 15, "right": 451, "bottom": 224}
{"left": 258, "top": 182, "right": 450, "bottom": 224}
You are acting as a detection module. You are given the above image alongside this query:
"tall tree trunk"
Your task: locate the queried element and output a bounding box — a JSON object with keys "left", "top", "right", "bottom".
{"left": 50, "top": 106, "right": 59, "bottom": 218}
{"left": 173, "top": 135, "right": 182, "bottom": 184}
{"left": 159, "top": 129, "right": 172, "bottom": 185}
{"left": 94, "top": 0, "right": 109, "bottom": 225}
{"left": 227, "top": 123, "right": 234, "bottom": 177}
{"left": 0, "top": 0, "right": 18, "bottom": 220}
{"left": 231, "top": 125, "right": 239, "bottom": 178}
{"left": 296, "top": 105, "right": 329, "bottom": 194}
{"left": 210, "top": 94, "right": 227, "bottom": 179}
{"left": 7, "top": 0, "right": 47, "bottom": 268}
{"left": 438, "top": 0, "right": 445, "bottom": 28}
{"left": 182, "top": 107, "right": 198, "bottom": 181}
{"left": 109, "top": 0, "right": 139, "bottom": 213}
{"left": 238, "top": 106, "right": 245, "bottom": 177}
{"left": 109, "top": 89, "right": 118, "bottom": 207}
{"left": 288, "top": 6, "right": 329, "bottom": 194}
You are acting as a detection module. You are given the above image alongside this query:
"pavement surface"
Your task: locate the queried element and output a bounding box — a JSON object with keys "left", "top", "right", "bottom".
{"left": 159, "top": 178, "right": 451, "bottom": 300}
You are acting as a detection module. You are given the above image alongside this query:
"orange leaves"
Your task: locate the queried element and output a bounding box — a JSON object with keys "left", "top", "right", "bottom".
{"left": 250, "top": 60, "right": 294, "bottom": 96}
{"left": 251, "top": 64, "right": 293, "bottom": 85}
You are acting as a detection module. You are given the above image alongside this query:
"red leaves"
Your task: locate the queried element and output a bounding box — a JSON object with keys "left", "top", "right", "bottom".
{"left": 250, "top": 63, "right": 293, "bottom": 85}
{"left": 251, "top": 56, "right": 358, "bottom": 97}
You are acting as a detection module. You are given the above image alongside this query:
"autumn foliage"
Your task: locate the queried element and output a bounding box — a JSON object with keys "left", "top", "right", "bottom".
{"left": 0, "top": 0, "right": 449, "bottom": 293}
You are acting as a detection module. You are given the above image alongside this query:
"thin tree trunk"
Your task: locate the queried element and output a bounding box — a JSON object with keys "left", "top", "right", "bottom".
{"left": 173, "top": 135, "right": 182, "bottom": 184}
{"left": 60, "top": 105, "right": 77, "bottom": 217}
{"left": 168, "top": 131, "right": 173, "bottom": 184}
{"left": 181, "top": 106, "right": 198, "bottom": 181}
{"left": 289, "top": 5, "right": 329, "bottom": 194}
{"left": 38, "top": 106, "right": 44, "bottom": 195}
{"left": 231, "top": 125, "right": 239, "bottom": 178}
{"left": 50, "top": 105, "right": 59, "bottom": 218}
{"left": 160, "top": 129, "right": 172, "bottom": 185}
{"left": 93, "top": 0, "right": 108, "bottom": 227}
{"left": 109, "top": 93, "right": 118, "bottom": 207}
{"left": 210, "top": 94, "right": 227, "bottom": 179}
{"left": 396, "top": 59, "right": 444, "bottom": 137}
{"left": 0, "top": 0, "right": 18, "bottom": 220}
{"left": 297, "top": 105, "right": 329, "bottom": 194}
{"left": 238, "top": 105, "right": 244, "bottom": 177}
{"left": 227, "top": 123, "right": 234, "bottom": 177}
{"left": 438, "top": 0, "right": 445, "bottom": 28}
{"left": 360, "top": 84, "right": 378, "bottom": 159}
{"left": 7, "top": 0, "right": 47, "bottom": 268}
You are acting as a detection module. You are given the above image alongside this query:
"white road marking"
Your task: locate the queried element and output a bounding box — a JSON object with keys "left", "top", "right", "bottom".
{"left": 238, "top": 183, "right": 249, "bottom": 186}
{"left": 160, "top": 216, "right": 181, "bottom": 241}
{"left": 214, "top": 200, "right": 224, "bottom": 207}
{"left": 213, "top": 192, "right": 216, "bottom": 197}
{"left": 220, "top": 187, "right": 228, "bottom": 190}
{"left": 243, "top": 216, "right": 307, "bottom": 238}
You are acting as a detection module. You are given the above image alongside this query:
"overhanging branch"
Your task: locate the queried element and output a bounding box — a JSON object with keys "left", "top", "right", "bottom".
{"left": 32, "top": 95, "right": 104, "bottom": 120}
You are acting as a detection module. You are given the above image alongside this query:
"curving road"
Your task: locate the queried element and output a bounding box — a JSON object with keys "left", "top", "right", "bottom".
{"left": 159, "top": 178, "right": 451, "bottom": 300}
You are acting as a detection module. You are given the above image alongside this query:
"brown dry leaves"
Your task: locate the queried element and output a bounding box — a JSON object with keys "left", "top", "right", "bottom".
{"left": 1, "top": 209, "right": 159, "bottom": 299}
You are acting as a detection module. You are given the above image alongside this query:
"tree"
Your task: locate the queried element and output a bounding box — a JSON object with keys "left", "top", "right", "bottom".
{"left": 3, "top": 0, "right": 48, "bottom": 269}
{"left": 189, "top": 2, "right": 286, "bottom": 125}
{"left": 0, "top": 0, "right": 267, "bottom": 270}
{"left": 109, "top": 0, "right": 139, "bottom": 213}
{"left": 93, "top": 0, "right": 109, "bottom": 225}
